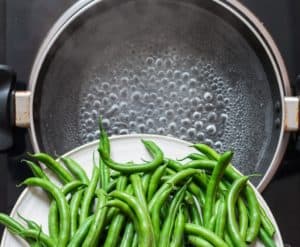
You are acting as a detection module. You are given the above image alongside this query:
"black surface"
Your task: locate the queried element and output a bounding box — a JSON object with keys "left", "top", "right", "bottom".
{"left": 0, "top": 65, "right": 15, "bottom": 150}
{"left": 0, "top": 0, "right": 299, "bottom": 246}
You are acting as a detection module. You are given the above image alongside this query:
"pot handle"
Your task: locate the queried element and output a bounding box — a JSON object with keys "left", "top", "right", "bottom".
{"left": 0, "top": 65, "right": 16, "bottom": 150}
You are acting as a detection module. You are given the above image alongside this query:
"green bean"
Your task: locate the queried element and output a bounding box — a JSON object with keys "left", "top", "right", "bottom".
{"left": 22, "top": 178, "right": 70, "bottom": 247}
{"left": 82, "top": 189, "right": 108, "bottom": 247}
{"left": 178, "top": 153, "right": 208, "bottom": 161}
{"left": 120, "top": 222, "right": 135, "bottom": 247}
{"left": 29, "top": 153, "right": 73, "bottom": 183}
{"left": 60, "top": 157, "right": 89, "bottom": 184}
{"left": 103, "top": 177, "right": 128, "bottom": 247}
{"left": 149, "top": 169, "right": 198, "bottom": 240}
{"left": 185, "top": 223, "right": 228, "bottom": 247}
{"left": 104, "top": 215, "right": 125, "bottom": 247}
{"left": 67, "top": 216, "right": 94, "bottom": 247}
{"left": 238, "top": 197, "right": 248, "bottom": 241}
{"left": 48, "top": 203, "right": 59, "bottom": 241}
{"left": 203, "top": 151, "right": 233, "bottom": 226}
{"left": 105, "top": 199, "right": 137, "bottom": 225}
{"left": 258, "top": 227, "right": 276, "bottom": 247}
{"left": 159, "top": 184, "right": 187, "bottom": 246}
{"left": 79, "top": 165, "right": 99, "bottom": 225}
{"left": 69, "top": 190, "right": 83, "bottom": 237}
{"left": 99, "top": 157, "right": 110, "bottom": 191}
{"left": 0, "top": 213, "right": 23, "bottom": 234}
{"left": 187, "top": 235, "right": 214, "bottom": 247}
{"left": 99, "top": 140, "right": 164, "bottom": 174}
{"left": 107, "top": 179, "right": 117, "bottom": 193}
{"left": 130, "top": 174, "right": 148, "bottom": 211}
{"left": 259, "top": 205, "right": 275, "bottom": 237}
{"left": 149, "top": 168, "right": 199, "bottom": 211}
{"left": 98, "top": 117, "right": 111, "bottom": 155}
{"left": 170, "top": 206, "right": 185, "bottom": 247}
{"left": 187, "top": 182, "right": 205, "bottom": 206}
{"left": 245, "top": 186, "right": 261, "bottom": 243}
{"left": 21, "top": 229, "right": 55, "bottom": 247}
{"left": 109, "top": 191, "right": 155, "bottom": 247}
{"left": 142, "top": 173, "right": 151, "bottom": 195}
{"left": 224, "top": 231, "right": 235, "bottom": 247}
{"left": 17, "top": 213, "right": 40, "bottom": 231}
{"left": 166, "top": 159, "right": 182, "bottom": 171}
{"left": 192, "top": 144, "right": 261, "bottom": 243}
{"left": 48, "top": 180, "right": 84, "bottom": 241}
{"left": 227, "top": 176, "right": 248, "bottom": 247}
{"left": 132, "top": 234, "right": 138, "bottom": 247}
{"left": 23, "top": 160, "right": 49, "bottom": 181}
{"left": 215, "top": 197, "right": 227, "bottom": 238}
{"left": 208, "top": 215, "right": 217, "bottom": 231}
{"left": 147, "top": 163, "right": 167, "bottom": 201}
{"left": 190, "top": 201, "right": 202, "bottom": 225}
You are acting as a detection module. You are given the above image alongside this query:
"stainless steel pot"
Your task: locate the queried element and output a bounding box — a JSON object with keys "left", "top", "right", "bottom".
{"left": 1, "top": 0, "right": 298, "bottom": 192}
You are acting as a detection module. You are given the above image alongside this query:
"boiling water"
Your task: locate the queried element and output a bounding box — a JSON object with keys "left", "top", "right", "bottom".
{"left": 77, "top": 43, "right": 273, "bottom": 174}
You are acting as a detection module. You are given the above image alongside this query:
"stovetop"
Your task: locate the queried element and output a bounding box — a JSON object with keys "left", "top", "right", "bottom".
{"left": 0, "top": 0, "right": 300, "bottom": 246}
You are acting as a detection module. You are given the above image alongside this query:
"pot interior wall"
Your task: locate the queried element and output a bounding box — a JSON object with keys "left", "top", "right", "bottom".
{"left": 33, "top": 0, "right": 282, "bottom": 186}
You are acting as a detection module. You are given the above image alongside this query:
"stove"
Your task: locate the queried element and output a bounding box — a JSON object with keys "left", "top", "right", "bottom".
{"left": 0, "top": 0, "right": 299, "bottom": 245}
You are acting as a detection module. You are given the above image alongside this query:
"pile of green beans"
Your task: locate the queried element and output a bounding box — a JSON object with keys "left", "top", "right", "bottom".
{"left": 0, "top": 122, "right": 277, "bottom": 247}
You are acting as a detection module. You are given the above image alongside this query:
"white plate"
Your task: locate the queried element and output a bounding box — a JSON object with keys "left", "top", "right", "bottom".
{"left": 1, "top": 134, "right": 283, "bottom": 246}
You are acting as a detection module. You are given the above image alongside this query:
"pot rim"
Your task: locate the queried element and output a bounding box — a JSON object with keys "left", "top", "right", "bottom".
{"left": 27, "top": 0, "right": 291, "bottom": 192}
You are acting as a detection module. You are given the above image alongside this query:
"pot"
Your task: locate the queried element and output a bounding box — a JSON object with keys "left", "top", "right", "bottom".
{"left": 0, "top": 0, "right": 298, "bottom": 191}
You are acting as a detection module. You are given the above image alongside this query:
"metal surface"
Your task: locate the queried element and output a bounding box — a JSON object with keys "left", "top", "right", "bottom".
{"left": 284, "top": 97, "right": 299, "bottom": 131}
{"left": 14, "top": 91, "right": 31, "bottom": 128}
{"left": 20, "top": 0, "right": 290, "bottom": 191}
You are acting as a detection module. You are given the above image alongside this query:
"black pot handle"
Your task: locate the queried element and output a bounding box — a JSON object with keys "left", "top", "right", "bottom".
{"left": 0, "top": 65, "right": 16, "bottom": 150}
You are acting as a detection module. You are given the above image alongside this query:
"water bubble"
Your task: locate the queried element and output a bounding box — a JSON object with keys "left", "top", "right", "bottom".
{"left": 220, "top": 113, "right": 228, "bottom": 123}
{"left": 146, "top": 57, "right": 154, "bottom": 65}
{"left": 158, "top": 71, "right": 165, "bottom": 78}
{"left": 180, "top": 85, "right": 187, "bottom": 92}
{"left": 109, "top": 93, "right": 117, "bottom": 101}
{"left": 189, "top": 88, "right": 197, "bottom": 97}
{"left": 138, "top": 124, "right": 146, "bottom": 132}
{"left": 93, "top": 100, "right": 101, "bottom": 108}
{"left": 170, "top": 92, "right": 177, "bottom": 98}
{"left": 195, "top": 121, "right": 203, "bottom": 130}
{"left": 102, "top": 97, "right": 109, "bottom": 106}
{"left": 181, "top": 118, "right": 191, "bottom": 126}
{"left": 168, "top": 81, "right": 176, "bottom": 90}
{"left": 165, "top": 58, "right": 172, "bottom": 68}
{"left": 179, "top": 127, "right": 186, "bottom": 134}
{"left": 187, "top": 128, "right": 196, "bottom": 138}
{"left": 177, "top": 108, "right": 184, "bottom": 114}
{"left": 208, "top": 112, "right": 217, "bottom": 122}
{"left": 164, "top": 101, "right": 171, "bottom": 108}
{"left": 205, "top": 103, "right": 214, "bottom": 111}
{"left": 155, "top": 58, "right": 163, "bottom": 67}
{"left": 129, "top": 121, "right": 136, "bottom": 128}
{"left": 158, "top": 127, "right": 165, "bottom": 134}
{"left": 204, "top": 92, "right": 213, "bottom": 102}
{"left": 192, "top": 112, "right": 201, "bottom": 120}
{"left": 224, "top": 98, "right": 230, "bottom": 104}
{"left": 168, "top": 122, "right": 177, "bottom": 131}
{"left": 166, "top": 110, "right": 174, "bottom": 119}
{"left": 196, "top": 132, "right": 205, "bottom": 141}
{"left": 102, "top": 82, "right": 110, "bottom": 90}
{"left": 204, "top": 138, "right": 213, "bottom": 146}
{"left": 174, "top": 70, "right": 181, "bottom": 79}
{"left": 120, "top": 129, "right": 129, "bottom": 135}
{"left": 146, "top": 119, "right": 154, "bottom": 127}
{"left": 182, "top": 72, "right": 190, "bottom": 81}
{"left": 206, "top": 124, "right": 217, "bottom": 135}
{"left": 159, "top": 117, "right": 167, "bottom": 124}
{"left": 216, "top": 94, "right": 223, "bottom": 101}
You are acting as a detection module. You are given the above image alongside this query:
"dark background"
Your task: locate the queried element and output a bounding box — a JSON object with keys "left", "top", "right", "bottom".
{"left": 0, "top": 0, "right": 299, "bottom": 246}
